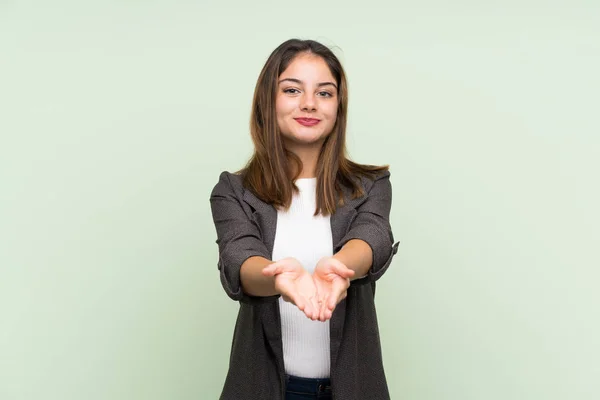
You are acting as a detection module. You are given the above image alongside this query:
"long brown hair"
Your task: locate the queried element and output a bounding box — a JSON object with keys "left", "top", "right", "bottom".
{"left": 236, "top": 38, "right": 389, "bottom": 216}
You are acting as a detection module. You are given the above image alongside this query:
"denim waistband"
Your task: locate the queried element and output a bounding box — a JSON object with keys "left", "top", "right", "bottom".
{"left": 285, "top": 374, "right": 332, "bottom": 395}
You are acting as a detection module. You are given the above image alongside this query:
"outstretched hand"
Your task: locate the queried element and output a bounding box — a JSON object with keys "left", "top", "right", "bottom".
{"left": 313, "top": 256, "right": 355, "bottom": 321}
{"left": 262, "top": 257, "right": 320, "bottom": 320}
{"left": 262, "top": 256, "right": 355, "bottom": 322}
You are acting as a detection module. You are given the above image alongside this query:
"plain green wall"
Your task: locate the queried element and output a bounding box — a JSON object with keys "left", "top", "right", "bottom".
{"left": 1, "top": 1, "right": 599, "bottom": 399}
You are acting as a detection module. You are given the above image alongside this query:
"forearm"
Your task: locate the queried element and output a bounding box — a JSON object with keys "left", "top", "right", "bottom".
{"left": 240, "top": 256, "right": 280, "bottom": 297}
{"left": 332, "top": 239, "right": 373, "bottom": 280}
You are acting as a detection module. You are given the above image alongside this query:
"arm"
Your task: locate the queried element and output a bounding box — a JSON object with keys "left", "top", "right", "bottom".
{"left": 240, "top": 256, "right": 279, "bottom": 297}
{"left": 333, "top": 171, "right": 400, "bottom": 285}
{"left": 332, "top": 239, "right": 372, "bottom": 281}
{"left": 210, "top": 172, "right": 280, "bottom": 303}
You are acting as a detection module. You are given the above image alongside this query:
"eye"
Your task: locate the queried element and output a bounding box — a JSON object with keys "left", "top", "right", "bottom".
{"left": 318, "top": 91, "right": 333, "bottom": 97}
{"left": 283, "top": 88, "right": 300, "bottom": 94}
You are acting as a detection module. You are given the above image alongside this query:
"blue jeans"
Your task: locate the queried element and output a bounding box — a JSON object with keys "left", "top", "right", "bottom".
{"left": 285, "top": 374, "right": 332, "bottom": 400}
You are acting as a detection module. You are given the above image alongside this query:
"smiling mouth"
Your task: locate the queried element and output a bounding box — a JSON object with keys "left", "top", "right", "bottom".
{"left": 294, "top": 118, "right": 321, "bottom": 126}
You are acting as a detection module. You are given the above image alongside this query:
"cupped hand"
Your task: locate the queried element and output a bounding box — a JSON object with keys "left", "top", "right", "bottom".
{"left": 313, "top": 256, "right": 355, "bottom": 321}
{"left": 262, "top": 257, "right": 320, "bottom": 320}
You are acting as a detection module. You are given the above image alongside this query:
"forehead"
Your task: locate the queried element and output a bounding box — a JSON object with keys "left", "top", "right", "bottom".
{"left": 279, "top": 54, "right": 335, "bottom": 82}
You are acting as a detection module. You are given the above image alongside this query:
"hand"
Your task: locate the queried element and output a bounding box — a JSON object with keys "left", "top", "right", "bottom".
{"left": 312, "top": 256, "right": 355, "bottom": 321}
{"left": 262, "top": 257, "right": 320, "bottom": 320}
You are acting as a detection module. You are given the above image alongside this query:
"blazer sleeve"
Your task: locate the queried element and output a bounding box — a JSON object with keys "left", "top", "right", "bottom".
{"left": 335, "top": 171, "right": 400, "bottom": 285}
{"left": 209, "top": 171, "right": 278, "bottom": 303}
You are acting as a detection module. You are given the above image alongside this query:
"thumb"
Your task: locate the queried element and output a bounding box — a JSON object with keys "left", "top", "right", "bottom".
{"left": 262, "top": 264, "right": 280, "bottom": 276}
{"left": 332, "top": 263, "right": 355, "bottom": 278}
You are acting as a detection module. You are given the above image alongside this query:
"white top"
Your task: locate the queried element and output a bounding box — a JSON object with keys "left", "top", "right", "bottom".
{"left": 271, "top": 177, "right": 332, "bottom": 378}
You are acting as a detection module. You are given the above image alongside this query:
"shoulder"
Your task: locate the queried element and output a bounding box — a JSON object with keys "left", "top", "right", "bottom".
{"left": 366, "top": 169, "right": 391, "bottom": 183}
{"left": 357, "top": 169, "right": 391, "bottom": 194}
{"left": 210, "top": 170, "right": 245, "bottom": 198}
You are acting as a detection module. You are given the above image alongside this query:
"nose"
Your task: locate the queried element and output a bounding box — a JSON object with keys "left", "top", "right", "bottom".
{"left": 300, "top": 92, "right": 317, "bottom": 112}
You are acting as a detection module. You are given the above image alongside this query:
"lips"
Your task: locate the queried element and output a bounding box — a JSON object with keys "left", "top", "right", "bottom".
{"left": 294, "top": 118, "right": 321, "bottom": 126}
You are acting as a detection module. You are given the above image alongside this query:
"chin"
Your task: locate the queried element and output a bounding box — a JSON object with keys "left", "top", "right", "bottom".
{"left": 293, "top": 132, "right": 325, "bottom": 142}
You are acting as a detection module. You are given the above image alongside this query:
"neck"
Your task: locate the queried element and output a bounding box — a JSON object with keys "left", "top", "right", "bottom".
{"left": 285, "top": 140, "right": 323, "bottom": 179}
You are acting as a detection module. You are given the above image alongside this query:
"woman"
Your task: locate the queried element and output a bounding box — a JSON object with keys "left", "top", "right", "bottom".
{"left": 210, "top": 38, "right": 399, "bottom": 400}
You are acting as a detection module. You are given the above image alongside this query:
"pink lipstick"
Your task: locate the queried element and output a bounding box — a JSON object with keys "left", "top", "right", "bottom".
{"left": 294, "top": 118, "right": 321, "bottom": 127}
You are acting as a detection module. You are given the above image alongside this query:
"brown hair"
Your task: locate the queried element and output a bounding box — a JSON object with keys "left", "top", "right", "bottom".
{"left": 236, "top": 38, "right": 389, "bottom": 216}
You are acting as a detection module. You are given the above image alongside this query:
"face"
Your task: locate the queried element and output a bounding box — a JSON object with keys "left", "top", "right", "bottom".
{"left": 275, "top": 53, "right": 339, "bottom": 149}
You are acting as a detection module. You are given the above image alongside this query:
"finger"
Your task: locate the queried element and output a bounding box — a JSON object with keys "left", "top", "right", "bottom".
{"left": 310, "top": 301, "right": 319, "bottom": 321}
{"left": 322, "top": 299, "right": 330, "bottom": 321}
{"left": 322, "top": 291, "right": 332, "bottom": 320}
{"left": 336, "top": 289, "right": 349, "bottom": 307}
{"left": 299, "top": 295, "right": 310, "bottom": 318}
{"left": 312, "top": 284, "right": 321, "bottom": 319}
{"left": 311, "top": 279, "right": 324, "bottom": 321}
{"left": 309, "top": 296, "right": 320, "bottom": 321}
{"left": 317, "top": 288, "right": 330, "bottom": 321}
{"left": 321, "top": 293, "right": 332, "bottom": 319}
{"left": 318, "top": 296, "right": 327, "bottom": 321}
{"left": 315, "top": 284, "right": 327, "bottom": 321}
{"left": 292, "top": 293, "right": 306, "bottom": 311}
{"left": 322, "top": 300, "right": 332, "bottom": 320}
{"left": 316, "top": 303, "right": 322, "bottom": 321}
{"left": 298, "top": 301, "right": 307, "bottom": 313}
{"left": 314, "top": 283, "right": 323, "bottom": 321}
{"left": 329, "top": 279, "right": 350, "bottom": 311}
{"left": 312, "top": 290, "right": 323, "bottom": 321}
{"left": 303, "top": 299, "right": 315, "bottom": 320}
{"left": 328, "top": 283, "right": 344, "bottom": 310}
{"left": 328, "top": 293, "right": 337, "bottom": 310}
{"left": 324, "top": 284, "right": 335, "bottom": 310}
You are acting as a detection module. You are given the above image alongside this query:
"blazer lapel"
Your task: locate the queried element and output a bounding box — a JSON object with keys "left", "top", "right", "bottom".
{"left": 329, "top": 180, "right": 368, "bottom": 371}
{"left": 241, "top": 189, "right": 286, "bottom": 378}
{"left": 241, "top": 180, "right": 366, "bottom": 258}
{"left": 242, "top": 189, "right": 277, "bottom": 255}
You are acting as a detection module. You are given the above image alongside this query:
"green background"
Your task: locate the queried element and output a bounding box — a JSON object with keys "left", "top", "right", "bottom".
{"left": 1, "top": 1, "right": 599, "bottom": 399}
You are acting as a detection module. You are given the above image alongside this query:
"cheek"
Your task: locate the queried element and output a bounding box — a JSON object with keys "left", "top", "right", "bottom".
{"left": 325, "top": 104, "right": 339, "bottom": 122}
{"left": 276, "top": 97, "right": 295, "bottom": 117}
{"left": 275, "top": 99, "right": 283, "bottom": 119}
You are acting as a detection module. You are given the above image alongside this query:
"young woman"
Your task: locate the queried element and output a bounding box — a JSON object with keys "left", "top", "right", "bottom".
{"left": 210, "top": 38, "right": 399, "bottom": 400}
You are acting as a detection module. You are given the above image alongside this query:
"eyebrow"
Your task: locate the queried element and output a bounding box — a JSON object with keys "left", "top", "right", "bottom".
{"left": 278, "top": 78, "right": 338, "bottom": 89}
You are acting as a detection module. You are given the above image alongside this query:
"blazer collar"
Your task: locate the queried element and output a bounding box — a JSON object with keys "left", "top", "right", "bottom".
{"left": 241, "top": 178, "right": 368, "bottom": 257}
